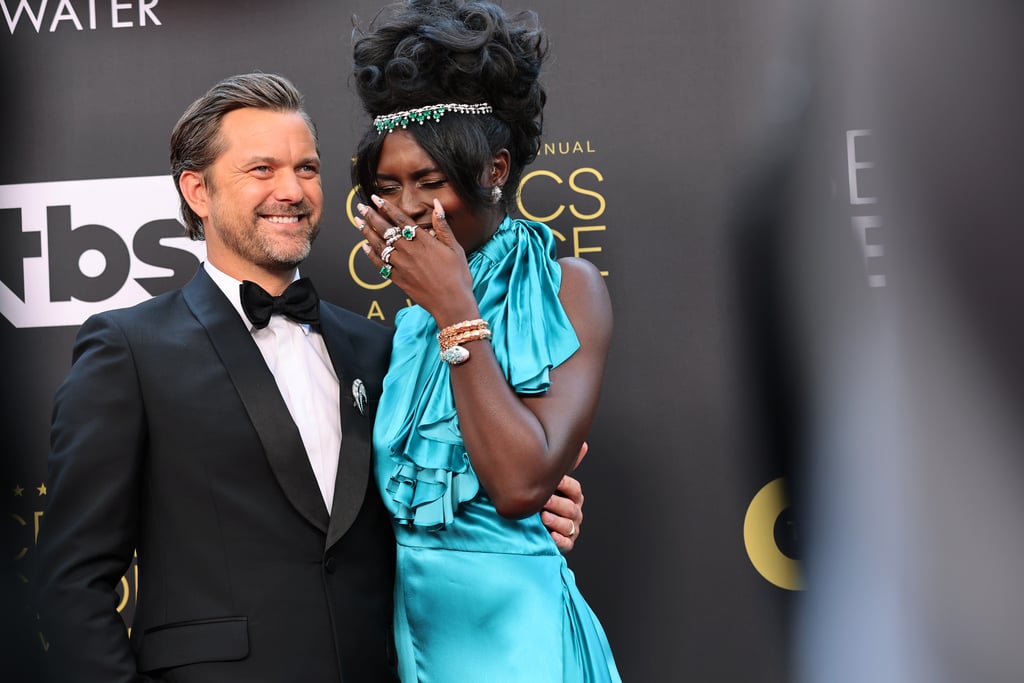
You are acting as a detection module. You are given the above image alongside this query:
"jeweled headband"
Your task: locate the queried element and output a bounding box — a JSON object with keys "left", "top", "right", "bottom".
{"left": 373, "top": 103, "right": 493, "bottom": 134}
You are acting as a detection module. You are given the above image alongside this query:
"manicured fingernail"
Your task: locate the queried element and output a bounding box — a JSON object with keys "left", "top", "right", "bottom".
{"left": 433, "top": 198, "right": 445, "bottom": 219}
{"left": 361, "top": 244, "right": 371, "bottom": 255}
{"left": 354, "top": 217, "right": 366, "bottom": 230}
{"left": 356, "top": 203, "right": 369, "bottom": 216}
{"left": 371, "top": 194, "right": 385, "bottom": 207}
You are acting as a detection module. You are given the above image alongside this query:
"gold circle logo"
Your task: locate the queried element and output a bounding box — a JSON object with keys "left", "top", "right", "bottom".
{"left": 743, "top": 477, "right": 802, "bottom": 590}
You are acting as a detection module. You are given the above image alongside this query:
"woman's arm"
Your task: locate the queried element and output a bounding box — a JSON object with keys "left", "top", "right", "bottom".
{"left": 358, "top": 197, "right": 612, "bottom": 518}
{"left": 447, "top": 256, "right": 612, "bottom": 517}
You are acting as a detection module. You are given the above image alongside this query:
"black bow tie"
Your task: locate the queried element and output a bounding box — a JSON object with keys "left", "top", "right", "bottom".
{"left": 240, "top": 277, "right": 320, "bottom": 329}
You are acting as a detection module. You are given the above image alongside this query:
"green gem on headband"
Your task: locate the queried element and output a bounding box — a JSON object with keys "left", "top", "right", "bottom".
{"left": 373, "top": 103, "right": 493, "bottom": 134}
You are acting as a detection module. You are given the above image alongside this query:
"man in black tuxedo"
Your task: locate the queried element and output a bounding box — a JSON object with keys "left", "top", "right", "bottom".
{"left": 35, "top": 72, "right": 584, "bottom": 683}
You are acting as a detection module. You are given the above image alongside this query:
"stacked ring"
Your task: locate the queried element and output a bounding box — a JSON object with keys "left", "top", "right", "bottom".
{"left": 381, "top": 245, "right": 396, "bottom": 264}
{"left": 402, "top": 225, "right": 417, "bottom": 240}
{"left": 379, "top": 264, "right": 392, "bottom": 279}
{"left": 383, "top": 226, "right": 401, "bottom": 240}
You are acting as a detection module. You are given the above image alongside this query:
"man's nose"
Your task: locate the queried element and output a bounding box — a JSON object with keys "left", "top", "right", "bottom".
{"left": 274, "top": 171, "right": 304, "bottom": 202}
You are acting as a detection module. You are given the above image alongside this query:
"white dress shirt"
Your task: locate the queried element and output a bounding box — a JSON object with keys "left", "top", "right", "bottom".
{"left": 204, "top": 262, "right": 342, "bottom": 513}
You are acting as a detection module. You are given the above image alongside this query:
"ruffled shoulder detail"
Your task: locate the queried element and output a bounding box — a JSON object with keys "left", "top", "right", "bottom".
{"left": 372, "top": 217, "right": 580, "bottom": 529}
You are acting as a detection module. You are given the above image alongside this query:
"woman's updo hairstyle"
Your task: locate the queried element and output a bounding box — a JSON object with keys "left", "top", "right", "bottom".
{"left": 351, "top": 0, "right": 548, "bottom": 213}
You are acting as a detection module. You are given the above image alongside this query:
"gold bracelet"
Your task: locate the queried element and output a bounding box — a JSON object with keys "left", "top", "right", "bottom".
{"left": 438, "top": 318, "right": 487, "bottom": 338}
{"left": 437, "top": 319, "right": 491, "bottom": 364}
{"left": 440, "top": 327, "right": 493, "bottom": 351}
{"left": 437, "top": 319, "right": 489, "bottom": 346}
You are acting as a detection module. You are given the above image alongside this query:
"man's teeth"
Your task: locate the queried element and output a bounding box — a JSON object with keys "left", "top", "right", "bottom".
{"left": 264, "top": 215, "right": 300, "bottom": 224}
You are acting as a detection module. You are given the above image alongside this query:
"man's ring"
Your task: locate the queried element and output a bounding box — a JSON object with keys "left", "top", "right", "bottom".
{"left": 568, "top": 519, "right": 577, "bottom": 538}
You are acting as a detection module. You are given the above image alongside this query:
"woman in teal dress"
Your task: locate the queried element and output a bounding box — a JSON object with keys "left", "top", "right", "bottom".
{"left": 351, "top": 2, "right": 620, "bottom": 680}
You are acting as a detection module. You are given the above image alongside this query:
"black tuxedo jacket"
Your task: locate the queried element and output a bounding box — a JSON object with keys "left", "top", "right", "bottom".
{"left": 36, "top": 268, "right": 398, "bottom": 682}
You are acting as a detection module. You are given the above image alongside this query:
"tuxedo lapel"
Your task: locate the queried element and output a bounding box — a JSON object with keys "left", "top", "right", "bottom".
{"left": 182, "top": 269, "right": 330, "bottom": 534}
{"left": 319, "top": 304, "right": 375, "bottom": 549}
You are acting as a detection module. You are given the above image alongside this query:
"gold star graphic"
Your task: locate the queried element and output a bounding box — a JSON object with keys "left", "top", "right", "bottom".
{"left": 37, "top": 483, "right": 47, "bottom": 496}
{"left": 13, "top": 485, "right": 24, "bottom": 497}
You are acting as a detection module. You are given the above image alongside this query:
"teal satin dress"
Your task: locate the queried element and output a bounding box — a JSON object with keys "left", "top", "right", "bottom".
{"left": 373, "top": 217, "right": 621, "bottom": 682}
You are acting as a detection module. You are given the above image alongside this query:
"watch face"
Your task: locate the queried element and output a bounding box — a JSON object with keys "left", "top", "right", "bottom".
{"left": 440, "top": 345, "right": 471, "bottom": 365}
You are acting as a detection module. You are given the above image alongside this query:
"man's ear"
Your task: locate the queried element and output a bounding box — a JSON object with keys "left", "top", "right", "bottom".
{"left": 178, "top": 170, "right": 210, "bottom": 222}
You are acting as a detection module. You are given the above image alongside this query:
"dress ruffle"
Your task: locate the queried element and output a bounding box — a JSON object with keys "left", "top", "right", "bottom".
{"left": 373, "top": 217, "right": 580, "bottom": 530}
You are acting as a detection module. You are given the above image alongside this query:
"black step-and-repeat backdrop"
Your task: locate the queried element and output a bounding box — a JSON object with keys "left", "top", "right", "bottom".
{"left": 0, "top": 1, "right": 873, "bottom": 678}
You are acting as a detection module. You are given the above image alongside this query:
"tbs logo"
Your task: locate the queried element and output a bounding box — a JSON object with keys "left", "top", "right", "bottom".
{"left": 0, "top": 176, "right": 205, "bottom": 328}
